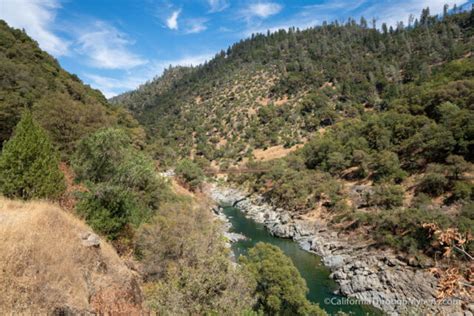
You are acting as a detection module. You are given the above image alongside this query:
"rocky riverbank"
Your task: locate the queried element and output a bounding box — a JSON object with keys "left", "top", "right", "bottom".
{"left": 206, "top": 184, "right": 470, "bottom": 316}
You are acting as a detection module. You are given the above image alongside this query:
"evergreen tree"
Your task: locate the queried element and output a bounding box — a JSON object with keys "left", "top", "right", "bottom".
{"left": 0, "top": 111, "right": 65, "bottom": 200}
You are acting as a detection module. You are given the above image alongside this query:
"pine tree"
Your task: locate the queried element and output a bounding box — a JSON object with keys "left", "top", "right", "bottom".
{"left": 0, "top": 111, "right": 65, "bottom": 200}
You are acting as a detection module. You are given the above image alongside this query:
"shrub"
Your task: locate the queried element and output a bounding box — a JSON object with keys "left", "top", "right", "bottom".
{"left": 137, "top": 202, "right": 255, "bottom": 314}
{"left": 451, "top": 181, "right": 473, "bottom": 201}
{"left": 362, "top": 208, "right": 453, "bottom": 255}
{"left": 368, "top": 184, "right": 404, "bottom": 209}
{"left": 72, "top": 128, "right": 130, "bottom": 183}
{"left": 417, "top": 172, "right": 448, "bottom": 196}
{"left": 76, "top": 183, "right": 140, "bottom": 239}
{"left": 240, "top": 243, "right": 326, "bottom": 316}
{"left": 73, "top": 128, "right": 172, "bottom": 239}
{"left": 0, "top": 111, "right": 65, "bottom": 200}
{"left": 445, "top": 155, "right": 470, "bottom": 180}
{"left": 113, "top": 151, "right": 170, "bottom": 210}
{"left": 371, "top": 151, "right": 407, "bottom": 183}
{"left": 175, "top": 159, "right": 204, "bottom": 191}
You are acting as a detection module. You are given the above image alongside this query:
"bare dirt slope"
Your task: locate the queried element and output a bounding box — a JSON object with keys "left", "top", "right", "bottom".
{"left": 0, "top": 197, "right": 143, "bottom": 314}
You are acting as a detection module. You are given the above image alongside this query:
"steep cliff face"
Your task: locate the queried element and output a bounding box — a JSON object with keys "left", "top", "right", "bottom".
{"left": 0, "top": 198, "right": 143, "bottom": 314}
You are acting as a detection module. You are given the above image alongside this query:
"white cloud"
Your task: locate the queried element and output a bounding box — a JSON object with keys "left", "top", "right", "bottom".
{"left": 244, "top": 2, "right": 283, "bottom": 19}
{"left": 76, "top": 21, "right": 147, "bottom": 70}
{"left": 0, "top": 0, "right": 68, "bottom": 56}
{"left": 166, "top": 10, "right": 181, "bottom": 30}
{"left": 184, "top": 18, "right": 208, "bottom": 34}
{"left": 208, "top": 0, "right": 229, "bottom": 13}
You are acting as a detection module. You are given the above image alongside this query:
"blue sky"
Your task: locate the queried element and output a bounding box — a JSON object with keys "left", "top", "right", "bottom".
{"left": 0, "top": 0, "right": 471, "bottom": 97}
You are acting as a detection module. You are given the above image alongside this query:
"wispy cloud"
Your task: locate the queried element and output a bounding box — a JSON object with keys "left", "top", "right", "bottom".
{"left": 208, "top": 0, "right": 229, "bottom": 13}
{"left": 244, "top": 0, "right": 468, "bottom": 36}
{"left": 166, "top": 9, "right": 181, "bottom": 30}
{"left": 76, "top": 21, "right": 147, "bottom": 70}
{"left": 359, "top": 0, "right": 468, "bottom": 27}
{"left": 241, "top": 2, "right": 283, "bottom": 20}
{"left": 0, "top": 0, "right": 68, "bottom": 56}
{"left": 299, "top": 0, "right": 467, "bottom": 28}
{"left": 184, "top": 18, "right": 208, "bottom": 34}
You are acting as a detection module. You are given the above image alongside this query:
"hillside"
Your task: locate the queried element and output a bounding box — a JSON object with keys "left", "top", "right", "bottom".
{"left": 0, "top": 5, "right": 473, "bottom": 315}
{"left": 114, "top": 8, "right": 474, "bottom": 300}
{"left": 0, "top": 20, "right": 144, "bottom": 154}
{"left": 0, "top": 198, "right": 143, "bottom": 314}
{"left": 113, "top": 9, "right": 473, "bottom": 167}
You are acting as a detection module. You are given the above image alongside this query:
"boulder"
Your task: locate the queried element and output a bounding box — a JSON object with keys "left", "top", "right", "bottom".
{"left": 80, "top": 232, "right": 101, "bottom": 248}
{"left": 324, "top": 255, "right": 347, "bottom": 269}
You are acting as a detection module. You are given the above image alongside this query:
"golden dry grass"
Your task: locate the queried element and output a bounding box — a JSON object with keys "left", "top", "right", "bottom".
{"left": 0, "top": 197, "right": 142, "bottom": 314}
{"left": 252, "top": 144, "right": 304, "bottom": 161}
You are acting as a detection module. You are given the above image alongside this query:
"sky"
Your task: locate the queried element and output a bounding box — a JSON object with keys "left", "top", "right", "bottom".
{"left": 0, "top": 0, "right": 472, "bottom": 98}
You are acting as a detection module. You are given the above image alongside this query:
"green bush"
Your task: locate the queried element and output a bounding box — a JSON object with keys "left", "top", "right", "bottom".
{"left": 371, "top": 151, "right": 407, "bottom": 183}
{"left": 0, "top": 111, "right": 65, "bottom": 200}
{"left": 451, "top": 181, "right": 473, "bottom": 201}
{"left": 360, "top": 208, "right": 453, "bottom": 255}
{"left": 76, "top": 183, "right": 140, "bottom": 239}
{"left": 417, "top": 172, "right": 448, "bottom": 196}
{"left": 175, "top": 159, "right": 204, "bottom": 191}
{"left": 445, "top": 155, "right": 470, "bottom": 180}
{"left": 241, "top": 243, "right": 326, "bottom": 316}
{"left": 368, "top": 184, "right": 404, "bottom": 209}
{"left": 73, "top": 128, "right": 172, "bottom": 239}
{"left": 113, "top": 151, "right": 169, "bottom": 210}
{"left": 72, "top": 128, "right": 130, "bottom": 183}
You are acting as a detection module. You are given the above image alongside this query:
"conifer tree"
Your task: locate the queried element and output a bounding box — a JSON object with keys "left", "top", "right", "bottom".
{"left": 0, "top": 111, "right": 65, "bottom": 200}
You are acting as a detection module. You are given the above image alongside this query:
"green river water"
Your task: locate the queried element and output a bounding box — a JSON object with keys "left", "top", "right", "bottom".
{"left": 222, "top": 205, "right": 383, "bottom": 316}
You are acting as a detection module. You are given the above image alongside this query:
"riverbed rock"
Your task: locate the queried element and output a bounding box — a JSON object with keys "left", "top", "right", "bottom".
{"left": 224, "top": 232, "right": 247, "bottom": 243}
{"left": 280, "top": 213, "right": 291, "bottom": 224}
{"left": 323, "top": 255, "right": 347, "bottom": 269}
{"left": 330, "top": 271, "right": 347, "bottom": 280}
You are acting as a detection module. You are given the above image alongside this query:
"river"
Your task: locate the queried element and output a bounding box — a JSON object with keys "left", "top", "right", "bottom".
{"left": 222, "top": 205, "right": 382, "bottom": 316}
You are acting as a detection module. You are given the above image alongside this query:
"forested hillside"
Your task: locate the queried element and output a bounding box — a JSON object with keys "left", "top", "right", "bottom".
{"left": 0, "top": 20, "right": 144, "bottom": 155}
{"left": 113, "top": 8, "right": 473, "bottom": 167}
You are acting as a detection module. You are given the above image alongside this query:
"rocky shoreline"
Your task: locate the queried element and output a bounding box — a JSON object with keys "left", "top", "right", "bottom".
{"left": 206, "top": 184, "right": 470, "bottom": 316}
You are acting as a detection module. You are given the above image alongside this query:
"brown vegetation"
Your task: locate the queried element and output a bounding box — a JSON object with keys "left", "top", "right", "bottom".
{"left": 0, "top": 197, "right": 143, "bottom": 314}
{"left": 252, "top": 143, "right": 304, "bottom": 161}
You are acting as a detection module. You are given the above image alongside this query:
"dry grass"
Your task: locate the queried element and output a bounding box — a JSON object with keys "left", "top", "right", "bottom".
{"left": 0, "top": 197, "right": 143, "bottom": 314}
{"left": 252, "top": 144, "right": 304, "bottom": 161}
